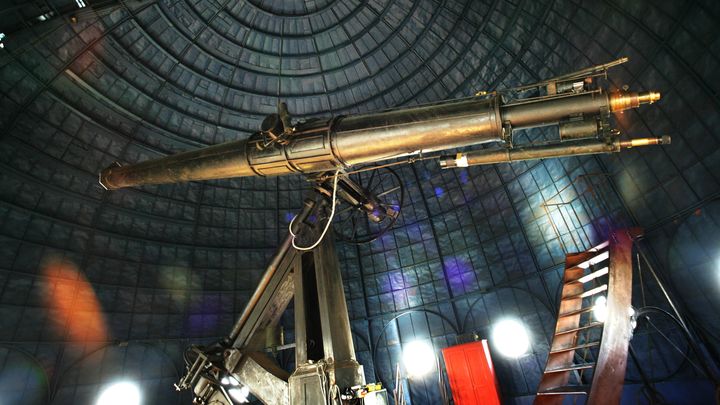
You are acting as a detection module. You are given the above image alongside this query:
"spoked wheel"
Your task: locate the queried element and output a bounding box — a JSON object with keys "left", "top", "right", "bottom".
{"left": 333, "top": 166, "right": 404, "bottom": 244}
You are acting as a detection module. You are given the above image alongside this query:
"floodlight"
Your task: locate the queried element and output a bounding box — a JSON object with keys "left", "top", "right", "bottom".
{"left": 402, "top": 340, "right": 436, "bottom": 378}
{"left": 95, "top": 381, "right": 141, "bottom": 405}
{"left": 491, "top": 318, "right": 530, "bottom": 358}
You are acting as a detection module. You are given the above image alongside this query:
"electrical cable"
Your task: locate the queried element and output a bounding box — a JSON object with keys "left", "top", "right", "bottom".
{"left": 339, "top": 154, "right": 438, "bottom": 177}
{"left": 627, "top": 306, "right": 718, "bottom": 385}
{"left": 289, "top": 169, "right": 340, "bottom": 251}
{"left": 329, "top": 384, "right": 342, "bottom": 405}
{"left": 629, "top": 345, "right": 669, "bottom": 405}
{"left": 646, "top": 317, "right": 706, "bottom": 376}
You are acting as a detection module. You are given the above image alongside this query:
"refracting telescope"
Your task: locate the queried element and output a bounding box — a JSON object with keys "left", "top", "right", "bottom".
{"left": 99, "top": 57, "right": 668, "bottom": 193}
{"left": 105, "top": 59, "right": 670, "bottom": 405}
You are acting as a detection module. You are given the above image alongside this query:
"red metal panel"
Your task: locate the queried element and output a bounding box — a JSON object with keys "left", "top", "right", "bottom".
{"left": 442, "top": 340, "right": 501, "bottom": 405}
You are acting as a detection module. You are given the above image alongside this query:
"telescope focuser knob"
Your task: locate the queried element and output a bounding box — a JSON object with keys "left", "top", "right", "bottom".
{"left": 609, "top": 91, "right": 661, "bottom": 112}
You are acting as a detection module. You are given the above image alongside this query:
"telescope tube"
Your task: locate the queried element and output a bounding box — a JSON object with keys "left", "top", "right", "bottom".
{"left": 99, "top": 90, "right": 660, "bottom": 190}
{"left": 439, "top": 136, "right": 671, "bottom": 168}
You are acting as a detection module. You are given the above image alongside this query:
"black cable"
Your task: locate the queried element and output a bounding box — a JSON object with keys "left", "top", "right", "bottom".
{"left": 637, "top": 307, "right": 719, "bottom": 383}
{"left": 625, "top": 307, "right": 692, "bottom": 384}
{"left": 637, "top": 384, "right": 669, "bottom": 405}
{"left": 627, "top": 304, "right": 720, "bottom": 401}
{"left": 628, "top": 345, "right": 669, "bottom": 405}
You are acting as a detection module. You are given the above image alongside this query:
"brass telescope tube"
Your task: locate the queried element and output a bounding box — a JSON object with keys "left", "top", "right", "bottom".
{"left": 500, "top": 90, "right": 660, "bottom": 129}
{"left": 99, "top": 90, "right": 660, "bottom": 190}
{"left": 99, "top": 140, "right": 255, "bottom": 190}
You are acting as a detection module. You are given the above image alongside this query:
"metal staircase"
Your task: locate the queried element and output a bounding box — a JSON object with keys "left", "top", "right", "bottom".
{"left": 535, "top": 231, "right": 635, "bottom": 405}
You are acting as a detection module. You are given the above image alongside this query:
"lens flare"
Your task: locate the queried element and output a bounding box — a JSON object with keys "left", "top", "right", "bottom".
{"left": 42, "top": 257, "right": 108, "bottom": 343}
{"left": 0, "top": 349, "right": 48, "bottom": 404}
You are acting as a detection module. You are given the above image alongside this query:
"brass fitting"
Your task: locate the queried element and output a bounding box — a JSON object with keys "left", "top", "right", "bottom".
{"left": 637, "top": 91, "right": 661, "bottom": 105}
{"left": 609, "top": 91, "right": 661, "bottom": 112}
{"left": 618, "top": 135, "right": 671, "bottom": 148}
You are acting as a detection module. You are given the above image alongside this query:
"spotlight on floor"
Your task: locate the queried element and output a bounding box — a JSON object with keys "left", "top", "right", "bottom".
{"left": 491, "top": 318, "right": 530, "bottom": 358}
{"left": 95, "top": 381, "right": 141, "bottom": 405}
{"left": 402, "top": 340, "right": 436, "bottom": 378}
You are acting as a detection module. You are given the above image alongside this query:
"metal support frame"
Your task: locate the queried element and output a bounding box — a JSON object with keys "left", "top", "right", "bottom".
{"left": 183, "top": 196, "right": 364, "bottom": 405}
{"left": 291, "top": 232, "right": 365, "bottom": 402}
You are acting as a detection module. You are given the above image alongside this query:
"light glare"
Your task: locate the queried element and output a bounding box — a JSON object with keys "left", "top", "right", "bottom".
{"left": 593, "top": 296, "right": 607, "bottom": 322}
{"left": 402, "top": 340, "right": 435, "bottom": 378}
{"left": 491, "top": 319, "right": 530, "bottom": 358}
{"left": 228, "top": 386, "right": 250, "bottom": 403}
{"left": 221, "top": 375, "right": 240, "bottom": 386}
{"left": 95, "top": 381, "right": 141, "bottom": 405}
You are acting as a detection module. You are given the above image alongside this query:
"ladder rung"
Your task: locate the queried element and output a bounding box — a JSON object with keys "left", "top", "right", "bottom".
{"left": 566, "top": 267, "right": 609, "bottom": 285}
{"left": 558, "top": 306, "right": 594, "bottom": 318}
{"left": 537, "top": 240, "right": 610, "bottom": 401}
{"left": 572, "top": 250, "right": 609, "bottom": 270}
{"left": 537, "top": 385, "right": 590, "bottom": 395}
{"left": 563, "top": 284, "right": 607, "bottom": 300}
{"left": 588, "top": 240, "right": 610, "bottom": 252}
{"left": 550, "top": 341, "right": 600, "bottom": 354}
{"left": 545, "top": 362, "right": 595, "bottom": 373}
{"left": 578, "top": 266, "right": 609, "bottom": 284}
{"left": 555, "top": 322, "right": 603, "bottom": 336}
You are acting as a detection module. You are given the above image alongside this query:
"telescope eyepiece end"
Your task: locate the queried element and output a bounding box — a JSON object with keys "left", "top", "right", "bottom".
{"left": 99, "top": 162, "right": 122, "bottom": 190}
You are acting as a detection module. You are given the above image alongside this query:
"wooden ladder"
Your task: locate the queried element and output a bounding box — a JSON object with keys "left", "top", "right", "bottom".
{"left": 535, "top": 231, "right": 635, "bottom": 405}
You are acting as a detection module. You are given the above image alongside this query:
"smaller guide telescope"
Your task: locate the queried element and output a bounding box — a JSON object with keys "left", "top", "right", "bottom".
{"left": 99, "top": 58, "right": 667, "bottom": 190}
